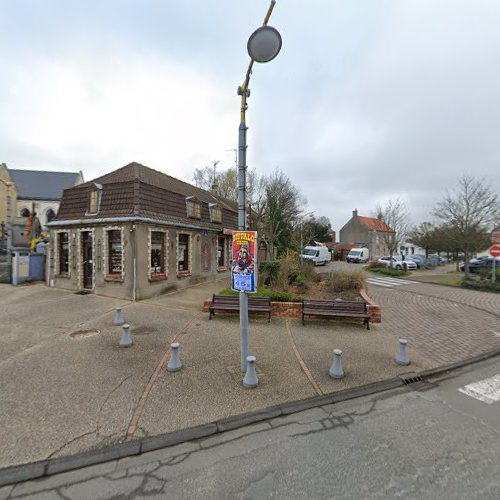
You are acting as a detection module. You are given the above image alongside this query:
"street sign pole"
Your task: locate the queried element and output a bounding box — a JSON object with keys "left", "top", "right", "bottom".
{"left": 488, "top": 245, "right": 500, "bottom": 283}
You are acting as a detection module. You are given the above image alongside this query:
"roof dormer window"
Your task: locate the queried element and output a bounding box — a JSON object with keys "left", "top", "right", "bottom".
{"left": 87, "top": 183, "right": 103, "bottom": 215}
{"left": 209, "top": 203, "right": 222, "bottom": 224}
{"left": 186, "top": 196, "right": 201, "bottom": 219}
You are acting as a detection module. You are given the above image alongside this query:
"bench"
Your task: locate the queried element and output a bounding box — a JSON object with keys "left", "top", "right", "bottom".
{"left": 302, "top": 299, "right": 370, "bottom": 329}
{"left": 209, "top": 294, "right": 272, "bottom": 322}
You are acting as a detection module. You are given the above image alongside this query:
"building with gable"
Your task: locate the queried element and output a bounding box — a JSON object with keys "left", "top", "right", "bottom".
{"left": 338, "top": 209, "right": 395, "bottom": 259}
{"left": 47, "top": 162, "right": 238, "bottom": 300}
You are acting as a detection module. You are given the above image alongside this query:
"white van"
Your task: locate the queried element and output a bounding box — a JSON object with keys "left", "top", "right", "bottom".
{"left": 346, "top": 247, "right": 370, "bottom": 264}
{"left": 300, "top": 246, "right": 330, "bottom": 266}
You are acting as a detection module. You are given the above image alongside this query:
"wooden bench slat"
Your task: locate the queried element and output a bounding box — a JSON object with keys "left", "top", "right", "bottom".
{"left": 302, "top": 299, "right": 370, "bottom": 330}
{"left": 210, "top": 294, "right": 272, "bottom": 322}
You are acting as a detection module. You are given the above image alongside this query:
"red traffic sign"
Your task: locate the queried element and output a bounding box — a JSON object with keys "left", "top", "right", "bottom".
{"left": 489, "top": 245, "right": 500, "bottom": 257}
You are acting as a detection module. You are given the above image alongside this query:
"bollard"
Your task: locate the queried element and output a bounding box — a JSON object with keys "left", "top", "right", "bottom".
{"left": 395, "top": 338, "right": 410, "bottom": 366}
{"left": 120, "top": 323, "right": 132, "bottom": 347}
{"left": 329, "top": 348, "right": 344, "bottom": 379}
{"left": 113, "top": 306, "right": 125, "bottom": 326}
{"left": 167, "top": 342, "right": 182, "bottom": 372}
{"left": 243, "top": 355, "right": 258, "bottom": 388}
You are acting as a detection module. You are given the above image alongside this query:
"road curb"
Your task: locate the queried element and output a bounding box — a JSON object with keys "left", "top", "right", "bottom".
{"left": 2, "top": 348, "right": 500, "bottom": 487}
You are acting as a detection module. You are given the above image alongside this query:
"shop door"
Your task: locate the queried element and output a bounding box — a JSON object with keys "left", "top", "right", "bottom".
{"left": 82, "top": 232, "right": 93, "bottom": 289}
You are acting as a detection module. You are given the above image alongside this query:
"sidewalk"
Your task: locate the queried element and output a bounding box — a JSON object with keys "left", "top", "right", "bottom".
{"left": 1, "top": 277, "right": 498, "bottom": 473}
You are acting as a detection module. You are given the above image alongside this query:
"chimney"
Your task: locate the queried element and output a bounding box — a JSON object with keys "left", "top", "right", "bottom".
{"left": 352, "top": 209, "right": 358, "bottom": 218}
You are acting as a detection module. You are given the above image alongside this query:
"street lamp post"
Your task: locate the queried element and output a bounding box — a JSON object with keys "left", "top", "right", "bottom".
{"left": 237, "top": 0, "right": 282, "bottom": 372}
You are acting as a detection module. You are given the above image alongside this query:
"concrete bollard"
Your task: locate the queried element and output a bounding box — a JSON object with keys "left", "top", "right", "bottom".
{"left": 120, "top": 323, "right": 132, "bottom": 347}
{"left": 396, "top": 338, "right": 410, "bottom": 366}
{"left": 113, "top": 306, "right": 125, "bottom": 326}
{"left": 243, "top": 355, "right": 258, "bottom": 388}
{"left": 167, "top": 342, "right": 182, "bottom": 372}
{"left": 329, "top": 348, "right": 344, "bottom": 379}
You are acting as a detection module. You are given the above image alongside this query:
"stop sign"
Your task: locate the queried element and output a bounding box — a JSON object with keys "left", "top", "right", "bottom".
{"left": 489, "top": 245, "right": 500, "bottom": 257}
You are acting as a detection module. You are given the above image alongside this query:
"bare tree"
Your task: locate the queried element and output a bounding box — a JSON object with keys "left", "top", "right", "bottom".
{"left": 259, "top": 169, "right": 305, "bottom": 259}
{"left": 376, "top": 199, "right": 409, "bottom": 267}
{"left": 433, "top": 175, "right": 499, "bottom": 277}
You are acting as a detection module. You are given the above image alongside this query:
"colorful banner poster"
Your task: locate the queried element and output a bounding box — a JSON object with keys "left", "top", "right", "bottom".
{"left": 231, "top": 231, "right": 258, "bottom": 293}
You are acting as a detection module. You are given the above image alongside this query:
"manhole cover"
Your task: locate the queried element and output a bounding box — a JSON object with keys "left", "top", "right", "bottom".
{"left": 70, "top": 329, "right": 100, "bottom": 339}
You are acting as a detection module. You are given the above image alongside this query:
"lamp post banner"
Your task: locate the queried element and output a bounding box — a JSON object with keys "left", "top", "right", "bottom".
{"left": 231, "top": 231, "right": 258, "bottom": 292}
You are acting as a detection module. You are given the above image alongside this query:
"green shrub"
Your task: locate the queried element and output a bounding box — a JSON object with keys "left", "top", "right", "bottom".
{"left": 328, "top": 269, "right": 367, "bottom": 292}
{"left": 367, "top": 261, "right": 386, "bottom": 269}
{"left": 461, "top": 279, "right": 500, "bottom": 293}
{"left": 259, "top": 260, "right": 280, "bottom": 286}
{"left": 368, "top": 267, "right": 408, "bottom": 277}
{"left": 218, "top": 285, "right": 300, "bottom": 302}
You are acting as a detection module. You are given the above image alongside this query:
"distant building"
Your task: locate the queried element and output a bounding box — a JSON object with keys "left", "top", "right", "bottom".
{"left": 338, "top": 209, "right": 395, "bottom": 259}
{"left": 9, "top": 168, "right": 84, "bottom": 233}
{"left": 47, "top": 162, "right": 238, "bottom": 300}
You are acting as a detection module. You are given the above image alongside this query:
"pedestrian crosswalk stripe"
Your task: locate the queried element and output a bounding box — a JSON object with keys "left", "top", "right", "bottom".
{"left": 458, "top": 374, "right": 500, "bottom": 404}
{"left": 367, "top": 276, "right": 418, "bottom": 288}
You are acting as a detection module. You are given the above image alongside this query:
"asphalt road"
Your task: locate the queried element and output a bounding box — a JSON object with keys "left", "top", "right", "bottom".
{"left": 4, "top": 356, "right": 500, "bottom": 499}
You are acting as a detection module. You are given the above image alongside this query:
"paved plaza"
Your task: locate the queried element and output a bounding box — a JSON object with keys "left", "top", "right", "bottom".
{"left": 0, "top": 274, "right": 499, "bottom": 473}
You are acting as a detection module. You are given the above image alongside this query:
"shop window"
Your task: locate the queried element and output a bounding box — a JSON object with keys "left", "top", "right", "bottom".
{"left": 178, "top": 234, "right": 190, "bottom": 272}
{"left": 58, "top": 232, "right": 69, "bottom": 274}
{"left": 210, "top": 204, "right": 222, "bottom": 224}
{"left": 217, "top": 236, "right": 225, "bottom": 267}
{"left": 107, "top": 230, "right": 122, "bottom": 275}
{"left": 186, "top": 197, "right": 201, "bottom": 219}
{"left": 150, "top": 231, "right": 166, "bottom": 278}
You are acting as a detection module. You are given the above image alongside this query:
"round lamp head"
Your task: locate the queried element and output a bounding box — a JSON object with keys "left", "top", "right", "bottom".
{"left": 247, "top": 25, "right": 282, "bottom": 63}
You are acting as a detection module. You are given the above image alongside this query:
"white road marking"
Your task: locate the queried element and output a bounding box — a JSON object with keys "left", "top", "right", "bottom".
{"left": 367, "top": 276, "right": 418, "bottom": 288}
{"left": 458, "top": 374, "right": 500, "bottom": 404}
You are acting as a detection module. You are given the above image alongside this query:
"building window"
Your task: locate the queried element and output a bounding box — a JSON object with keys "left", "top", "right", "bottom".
{"left": 150, "top": 231, "right": 166, "bottom": 277}
{"left": 178, "top": 234, "right": 190, "bottom": 272}
{"left": 58, "top": 232, "right": 69, "bottom": 274}
{"left": 186, "top": 197, "right": 201, "bottom": 219}
{"left": 87, "top": 183, "right": 103, "bottom": 214}
{"left": 20, "top": 208, "right": 30, "bottom": 217}
{"left": 46, "top": 209, "right": 56, "bottom": 224}
{"left": 210, "top": 204, "right": 222, "bottom": 224}
{"left": 107, "top": 230, "right": 122, "bottom": 275}
{"left": 217, "top": 236, "right": 225, "bottom": 267}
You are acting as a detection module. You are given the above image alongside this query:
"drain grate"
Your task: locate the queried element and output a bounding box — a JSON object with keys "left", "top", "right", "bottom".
{"left": 400, "top": 373, "right": 436, "bottom": 392}
{"left": 400, "top": 373, "right": 423, "bottom": 385}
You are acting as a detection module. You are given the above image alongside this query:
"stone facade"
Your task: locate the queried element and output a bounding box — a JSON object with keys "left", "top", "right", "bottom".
{"left": 48, "top": 163, "right": 237, "bottom": 300}
{"left": 339, "top": 209, "right": 394, "bottom": 259}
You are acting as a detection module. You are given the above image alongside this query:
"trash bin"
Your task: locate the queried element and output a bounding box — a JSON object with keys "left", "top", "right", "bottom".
{"left": 12, "top": 249, "right": 30, "bottom": 285}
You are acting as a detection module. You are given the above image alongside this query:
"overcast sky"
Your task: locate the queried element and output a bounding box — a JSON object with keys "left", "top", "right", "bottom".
{"left": 1, "top": 0, "right": 499, "bottom": 232}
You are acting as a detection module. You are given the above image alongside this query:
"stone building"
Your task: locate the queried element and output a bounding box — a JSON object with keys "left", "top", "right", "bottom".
{"left": 338, "top": 209, "right": 395, "bottom": 259}
{"left": 47, "top": 162, "right": 238, "bottom": 300}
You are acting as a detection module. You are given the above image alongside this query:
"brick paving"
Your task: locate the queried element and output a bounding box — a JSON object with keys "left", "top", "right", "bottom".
{"left": 368, "top": 281, "right": 500, "bottom": 365}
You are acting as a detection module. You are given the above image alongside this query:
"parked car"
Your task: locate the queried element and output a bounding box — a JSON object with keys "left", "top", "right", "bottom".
{"left": 346, "top": 247, "right": 370, "bottom": 263}
{"left": 405, "top": 255, "right": 425, "bottom": 269}
{"left": 461, "top": 257, "right": 500, "bottom": 273}
{"left": 378, "top": 256, "right": 417, "bottom": 271}
{"left": 300, "top": 246, "right": 330, "bottom": 266}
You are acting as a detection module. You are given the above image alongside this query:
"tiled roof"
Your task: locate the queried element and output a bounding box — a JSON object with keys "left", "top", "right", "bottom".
{"left": 9, "top": 169, "right": 81, "bottom": 200}
{"left": 53, "top": 163, "right": 238, "bottom": 230}
{"left": 357, "top": 216, "right": 394, "bottom": 232}
{"left": 80, "top": 162, "right": 237, "bottom": 212}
